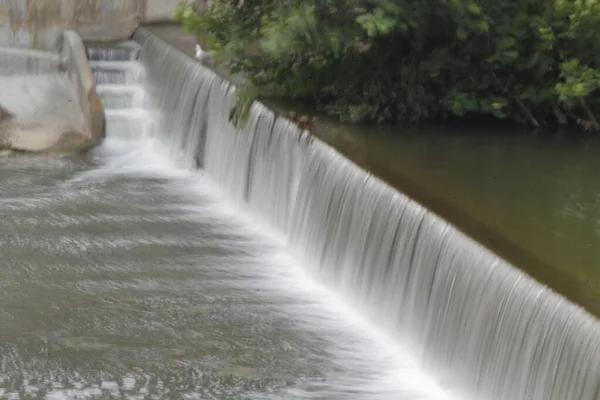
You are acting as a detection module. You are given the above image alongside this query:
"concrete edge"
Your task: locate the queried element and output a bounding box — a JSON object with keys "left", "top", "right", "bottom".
{"left": 0, "top": 46, "right": 62, "bottom": 61}
{"left": 60, "top": 30, "right": 106, "bottom": 152}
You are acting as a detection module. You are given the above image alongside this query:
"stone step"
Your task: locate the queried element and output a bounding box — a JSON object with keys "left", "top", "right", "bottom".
{"left": 86, "top": 41, "right": 142, "bottom": 62}
{"left": 89, "top": 61, "right": 145, "bottom": 85}
{"left": 96, "top": 84, "right": 145, "bottom": 110}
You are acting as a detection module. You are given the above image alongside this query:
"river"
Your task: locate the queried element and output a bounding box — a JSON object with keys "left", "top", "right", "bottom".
{"left": 0, "top": 51, "right": 445, "bottom": 400}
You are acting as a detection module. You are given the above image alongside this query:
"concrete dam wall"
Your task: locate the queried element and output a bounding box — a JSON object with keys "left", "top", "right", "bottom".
{"left": 0, "top": 0, "right": 179, "bottom": 50}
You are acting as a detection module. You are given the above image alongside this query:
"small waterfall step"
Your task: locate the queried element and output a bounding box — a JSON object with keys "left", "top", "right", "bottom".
{"left": 89, "top": 61, "right": 145, "bottom": 86}
{"left": 87, "top": 42, "right": 150, "bottom": 142}
{"left": 86, "top": 41, "right": 141, "bottom": 62}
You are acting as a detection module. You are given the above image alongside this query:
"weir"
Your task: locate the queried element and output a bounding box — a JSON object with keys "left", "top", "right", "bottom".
{"left": 119, "top": 28, "right": 600, "bottom": 400}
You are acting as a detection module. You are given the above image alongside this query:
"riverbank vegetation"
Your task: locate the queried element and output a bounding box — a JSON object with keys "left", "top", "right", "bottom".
{"left": 174, "top": 0, "right": 600, "bottom": 131}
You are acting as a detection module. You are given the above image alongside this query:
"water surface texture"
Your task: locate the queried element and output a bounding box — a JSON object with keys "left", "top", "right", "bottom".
{"left": 0, "top": 44, "right": 445, "bottom": 399}
{"left": 0, "top": 148, "right": 439, "bottom": 400}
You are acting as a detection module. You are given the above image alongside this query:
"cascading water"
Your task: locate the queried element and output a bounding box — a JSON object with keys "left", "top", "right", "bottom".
{"left": 0, "top": 39, "right": 459, "bottom": 399}
{"left": 133, "top": 27, "right": 600, "bottom": 400}
{"left": 88, "top": 44, "right": 151, "bottom": 148}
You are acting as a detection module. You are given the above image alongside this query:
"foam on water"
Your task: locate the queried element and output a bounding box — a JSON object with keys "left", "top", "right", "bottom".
{"left": 0, "top": 41, "right": 454, "bottom": 399}
{"left": 88, "top": 48, "right": 451, "bottom": 399}
{"left": 95, "top": 86, "right": 145, "bottom": 109}
{"left": 0, "top": 143, "right": 446, "bottom": 400}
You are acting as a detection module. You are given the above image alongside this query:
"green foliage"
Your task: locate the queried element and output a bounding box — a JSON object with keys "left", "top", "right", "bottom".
{"left": 174, "top": 0, "right": 600, "bottom": 130}
{"left": 556, "top": 59, "right": 600, "bottom": 108}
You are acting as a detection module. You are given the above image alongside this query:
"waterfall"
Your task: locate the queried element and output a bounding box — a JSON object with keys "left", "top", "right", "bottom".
{"left": 132, "top": 28, "right": 600, "bottom": 400}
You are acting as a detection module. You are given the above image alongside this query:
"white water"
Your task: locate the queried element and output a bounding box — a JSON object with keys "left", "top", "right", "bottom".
{"left": 128, "top": 28, "right": 600, "bottom": 400}
{"left": 77, "top": 41, "right": 450, "bottom": 400}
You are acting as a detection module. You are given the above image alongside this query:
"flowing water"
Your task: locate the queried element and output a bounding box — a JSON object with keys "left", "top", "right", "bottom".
{"left": 134, "top": 28, "right": 600, "bottom": 400}
{"left": 309, "top": 122, "right": 600, "bottom": 317}
{"left": 0, "top": 43, "right": 448, "bottom": 399}
{"left": 0, "top": 29, "right": 598, "bottom": 400}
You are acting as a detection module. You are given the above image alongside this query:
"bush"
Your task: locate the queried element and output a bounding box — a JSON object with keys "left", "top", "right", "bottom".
{"left": 174, "top": 0, "right": 600, "bottom": 130}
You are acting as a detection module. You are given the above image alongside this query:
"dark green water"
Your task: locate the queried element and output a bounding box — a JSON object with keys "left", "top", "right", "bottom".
{"left": 313, "top": 123, "right": 600, "bottom": 316}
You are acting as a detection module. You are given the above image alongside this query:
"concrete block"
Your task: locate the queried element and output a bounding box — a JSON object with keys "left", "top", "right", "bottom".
{"left": 0, "top": 29, "right": 104, "bottom": 153}
{"left": 61, "top": 30, "right": 106, "bottom": 148}
{"left": 0, "top": 0, "right": 141, "bottom": 50}
{"left": 0, "top": 74, "right": 88, "bottom": 152}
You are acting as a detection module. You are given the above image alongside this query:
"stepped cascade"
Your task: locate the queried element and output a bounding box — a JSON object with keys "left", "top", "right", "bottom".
{"left": 88, "top": 42, "right": 149, "bottom": 148}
